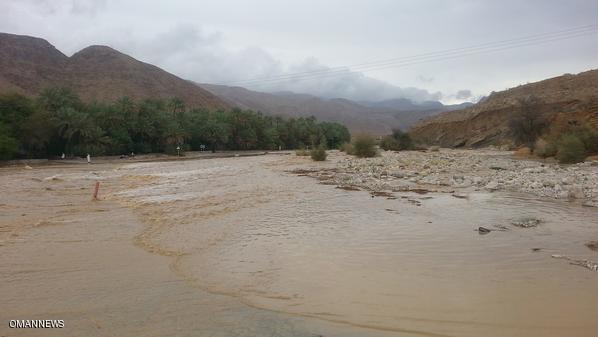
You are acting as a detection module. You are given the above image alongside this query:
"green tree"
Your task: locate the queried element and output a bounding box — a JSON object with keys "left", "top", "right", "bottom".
{"left": 0, "top": 122, "right": 19, "bottom": 159}
{"left": 509, "top": 96, "right": 546, "bottom": 147}
{"left": 352, "top": 135, "right": 378, "bottom": 158}
{"left": 556, "top": 134, "right": 587, "bottom": 164}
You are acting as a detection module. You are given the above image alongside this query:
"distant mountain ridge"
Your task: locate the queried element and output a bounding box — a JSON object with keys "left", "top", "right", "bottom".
{"left": 200, "top": 83, "right": 400, "bottom": 134}
{"left": 201, "top": 83, "right": 467, "bottom": 134}
{"left": 0, "top": 32, "right": 229, "bottom": 109}
{"left": 410, "top": 70, "right": 598, "bottom": 147}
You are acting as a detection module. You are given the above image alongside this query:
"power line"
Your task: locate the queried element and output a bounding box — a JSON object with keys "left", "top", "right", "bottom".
{"left": 220, "top": 23, "right": 598, "bottom": 86}
{"left": 232, "top": 26, "right": 598, "bottom": 85}
{"left": 252, "top": 29, "right": 597, "bottom": 85}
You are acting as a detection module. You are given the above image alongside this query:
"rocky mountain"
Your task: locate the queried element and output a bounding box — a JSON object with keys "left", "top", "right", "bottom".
{"left": 410, "top": 70, "right": 598, "bottom": 147}
{"left": 201, "top": 83, "right": 457, "bottom": 134}
{"left": 0, "top": 33, "right": 67, "bottom": 94}
{"left": 0, "top": 32, "right": 229, "bottom": 110}
{"left": 201, "top": 83, "right": 402, "bottom": 134}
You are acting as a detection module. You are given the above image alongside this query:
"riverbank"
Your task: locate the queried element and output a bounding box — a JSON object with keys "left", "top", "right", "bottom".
{"left": 296, "top": 149, "right": 598, "bottom": 206}
{"left": 0, "top": 150, "right": 273, "bottom": 168}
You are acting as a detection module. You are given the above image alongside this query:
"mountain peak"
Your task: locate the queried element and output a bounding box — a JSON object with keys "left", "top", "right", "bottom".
{"left": 0, "top": 32, "right": 230, "bottom": 110}
{"left": 0, "top": 32, "right": 58, "bottom": 50}
{"left": 71, "top": 45, "right": 129, "bottom": 60}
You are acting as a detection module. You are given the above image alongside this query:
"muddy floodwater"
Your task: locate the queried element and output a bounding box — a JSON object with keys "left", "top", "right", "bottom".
{"left": 1, "top": 152, "right": 597, "bottom": 337}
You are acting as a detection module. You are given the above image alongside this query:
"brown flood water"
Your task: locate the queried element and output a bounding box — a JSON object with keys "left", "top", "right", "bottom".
{"left": 1, "top": 153, "right": 597, "bottom": 337}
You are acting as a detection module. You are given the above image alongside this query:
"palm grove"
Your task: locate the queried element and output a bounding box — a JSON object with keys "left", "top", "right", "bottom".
{"left": 0, "top": 88, "right": 351, "bottom": 159}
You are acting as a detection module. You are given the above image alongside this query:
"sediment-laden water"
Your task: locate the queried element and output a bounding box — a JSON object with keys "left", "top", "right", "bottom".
{"left": 111, "top": 153, "right": 598, "bottom": 337}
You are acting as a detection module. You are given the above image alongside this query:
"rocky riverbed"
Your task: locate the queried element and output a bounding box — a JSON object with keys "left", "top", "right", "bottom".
{"left": 299, "top": 148, "right": 598, "bottom": 206}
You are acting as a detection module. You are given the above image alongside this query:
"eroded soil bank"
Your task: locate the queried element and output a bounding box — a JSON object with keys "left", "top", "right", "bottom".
{"left": 1, "top": 150, "right": 597, "bottom": 337}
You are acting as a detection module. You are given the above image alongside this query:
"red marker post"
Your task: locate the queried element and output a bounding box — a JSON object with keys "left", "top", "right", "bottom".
{"left": 92, "top": 181, "right": 100, "bottom": 200}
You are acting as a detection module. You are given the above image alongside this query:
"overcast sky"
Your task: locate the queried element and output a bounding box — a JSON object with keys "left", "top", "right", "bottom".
{"left": 2, "top": 0, "right": 598, "bottom": 104}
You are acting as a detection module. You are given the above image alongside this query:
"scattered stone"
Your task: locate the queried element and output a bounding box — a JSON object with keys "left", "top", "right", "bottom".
{"left": 478, "top": 227, "right": 492, "bottom": 235}
{"left": 493, "top": 224, "right": 510, "bottom": 231}
{"left": 390, "top": 171, "right": 405, "bottom": 178}
{"left": 24, "top": 165, "right": 33, "bottom": 170}
{"left": 409, "top": 188, "right": 430, "bottom": 195}
{"left": 551, "top": 254, "right": 598, "bottom": 272}
{"left": 566, "top": 185, "right": 584, "bottom": 199}
{"left": 407, "top": 199, "right": 422, "bottom": 206}
{"left": 586, "top": 241, "right": 598, "bottom": 252}
{"left": 485, "top": 181, "right": 499, "bottom": 191}
{"left": 511, "top": 218, "right": 541, "bottom": 228}
{"left": 292, "top": 149, "right": 598, "bottom": 203}
{"left": 571, "top": 259, "right": 598, "bottom": 272}
{"left": 523, "top": 167, "right": 545, "bottom": 173}
{"left": 289, "top": 169, "right": 317, "bottom": 175}
{"left": 452, "top": 193, "right": 468, "bottom": 199}
{"left": 370, "top": 191, "right": 394, "bottom": 198}
{"left": 532, "top": 248, "right": 542, "bottom": 252}
{"left": 429, "top": 146, "right": 440, "bottom": 152}
{"left": 336, "top": 186, "right": 360, "bottom": 191}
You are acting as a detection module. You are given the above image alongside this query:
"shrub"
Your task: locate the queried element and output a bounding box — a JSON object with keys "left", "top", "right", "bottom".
{"left": 509, "top": 96, "right": 546, "bottom": 147}
{"left": 339, "top": 142, "right": 353, "bottom": 154}
{"left": 379, "top": 136, "right": 400, "bottom": 151}
{"left": 392, "top": 129, "right": 414, "bottom": 150}
{"left": 0, "top": 122, "right": 19, "bottom": 159}
{"left": 556, "top": 134, "right": 587, "bottom": 164}
{"left": 310, "top": 145, "right": 327, "bottom": 161}
{"left": 514, "top": 147, "right": 532, "bottom": 158}
{"left": 380, "top": 130, "right": 414, "bottom": 151}
{"left": 534, "top": 138, "right": 557, "bottom": 158}
{"left": 352, "top": 135, "right": 378, "bottom": 158}
{"left": 574, "top": 125, "right": 598, "bottom": 154}
{"left": 295, "top": 148, "right": 310, "bottom": 156}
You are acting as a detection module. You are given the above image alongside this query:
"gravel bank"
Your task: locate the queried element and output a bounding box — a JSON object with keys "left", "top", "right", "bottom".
{"left": 306, "top": 149, "right": 598, "bottom": 206}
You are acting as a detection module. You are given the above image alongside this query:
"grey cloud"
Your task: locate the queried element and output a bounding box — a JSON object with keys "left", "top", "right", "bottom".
{"left": 455, "top": 90, "right": 472, "bottom": 100}
{"left": 417, "top": 75, "right": 434, "bottom": 84}
{"left": 249, "top": 58, "right": 442, "bottom": 102}
{"left": 2, "top": 0, "right": 598, "bottom": 104}
{"left": 118, "top": 24, "right": 284, "bottom": 87}
{"left": 70, "top": 0, "right": 107, "bottom": 16}
{"left": 109, "top": 25, "right": 442, "bottom": 103}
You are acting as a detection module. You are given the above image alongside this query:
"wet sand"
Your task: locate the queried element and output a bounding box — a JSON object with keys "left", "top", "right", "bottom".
{"left": 1, "top": 152, "right": 597, "bottom": 337}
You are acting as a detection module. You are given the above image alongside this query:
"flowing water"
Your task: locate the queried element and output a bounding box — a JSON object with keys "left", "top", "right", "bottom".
{"left": 111, "top": 154, "right": 598, "bottom": 337}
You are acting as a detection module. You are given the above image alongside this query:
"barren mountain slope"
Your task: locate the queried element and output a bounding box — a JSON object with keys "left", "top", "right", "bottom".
{"left": 410, "top": 70, "right": 598, "bottom": 147}
{"left": 0, "top": 33, "right": 229, "bottom": 110}
{"left": 0, "top": 32, "right": 67, "bottom": 94}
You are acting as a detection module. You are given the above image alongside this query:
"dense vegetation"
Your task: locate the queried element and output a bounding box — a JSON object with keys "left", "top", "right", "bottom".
{"left": 534, "top": 124, "right": 598, "bottom": 163}
{"left": 509, "top": 96, "right": 597, "bottom": 163}
{"left": 310, "top": 145, "right": 327, "bottom": 161}
{"left": 379, "top": 129, "right": 414, "bottom": 151}
{"left": 349, "top": 135, "right": 378, "bottom": 158}
{"left": 508, "top": 96, "right": 547, "bottom": 147}
{"left": 0, "top": 88, "right": 350, "bottom": 160}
